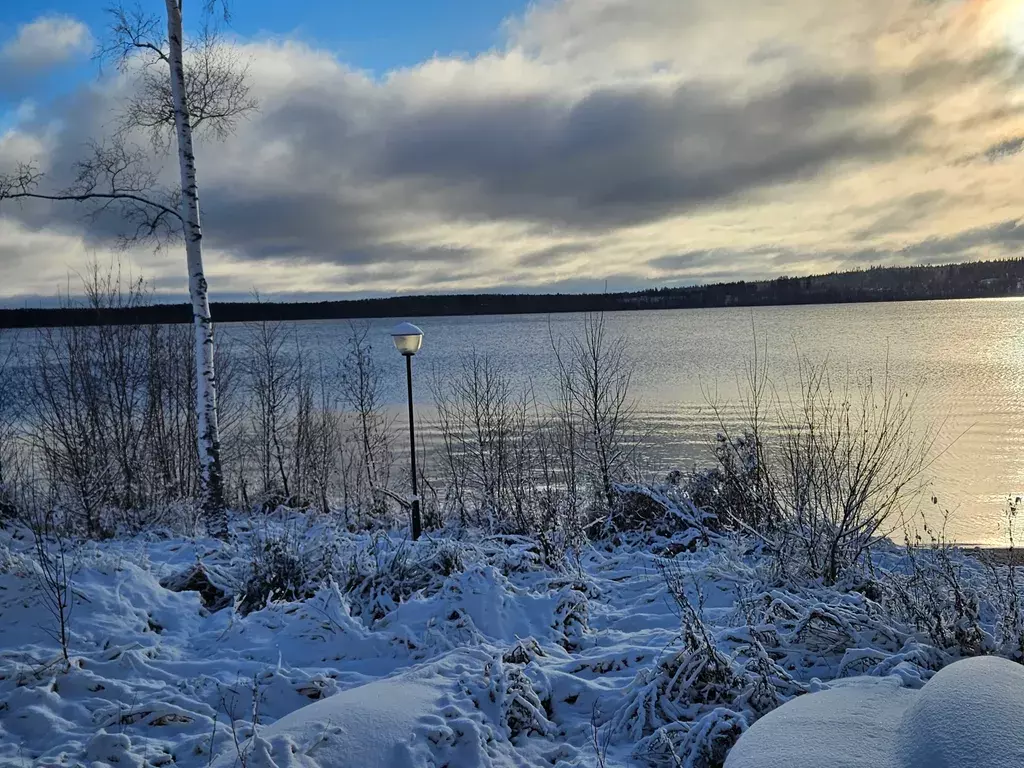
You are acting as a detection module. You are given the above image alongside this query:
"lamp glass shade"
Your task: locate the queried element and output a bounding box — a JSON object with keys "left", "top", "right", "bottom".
{"left": 391, "top": 322, "right": 424, "bottom": 355}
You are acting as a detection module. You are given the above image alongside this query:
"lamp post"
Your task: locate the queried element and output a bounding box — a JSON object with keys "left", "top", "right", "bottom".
{"left": 391, "top": 322, "right": 424, "bottom": 540}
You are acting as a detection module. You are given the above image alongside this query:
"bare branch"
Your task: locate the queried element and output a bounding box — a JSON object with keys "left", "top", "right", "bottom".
{"left": 206, "top": 0, "right": 232, "bottom": 24}
{"left": 113, "top": 19, "right": 257, "bottom": 148}
{"left": 98, "top": 4, "right": 169, "bottom": 69}
{"left": 0, "top": 139, "right": 184, "bottom": 249}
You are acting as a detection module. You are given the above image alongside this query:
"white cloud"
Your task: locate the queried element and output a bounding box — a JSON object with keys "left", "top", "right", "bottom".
{"left": 0, "top": 15, "right": 92, "bottom": 70}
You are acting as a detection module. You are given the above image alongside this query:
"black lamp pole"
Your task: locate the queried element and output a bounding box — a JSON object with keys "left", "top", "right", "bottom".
{"left": 404, "top": 351, "right": 422, "bottom": 540}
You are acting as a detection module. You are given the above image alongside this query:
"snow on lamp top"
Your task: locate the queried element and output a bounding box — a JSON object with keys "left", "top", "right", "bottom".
{"left": 391, "top": 322, "right": 424, "bottom": 355}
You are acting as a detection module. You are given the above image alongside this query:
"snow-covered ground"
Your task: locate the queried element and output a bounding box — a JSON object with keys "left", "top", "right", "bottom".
{"left": 0, "top": 514, "right": 1019, "bottom": 767}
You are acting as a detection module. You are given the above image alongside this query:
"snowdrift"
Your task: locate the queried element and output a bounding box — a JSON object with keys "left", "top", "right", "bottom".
{"left": 726, "top": 655, "right": 1024, "bottom": 768}
{"left": 210, "top": 668, "right": 443, "bottom": 768}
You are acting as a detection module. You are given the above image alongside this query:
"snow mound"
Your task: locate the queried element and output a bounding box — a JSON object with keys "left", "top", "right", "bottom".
{"left": 210, "top": 650, "right": 520, "bottom": 768}
{"left": 211, "top": 674, "right": 441, "bottom": 768}
{"left": 726, "top": 656, "right": 1024, "bottom": 768}
{"left": 897, "top": 656, "right": 1024, "bottom": 768}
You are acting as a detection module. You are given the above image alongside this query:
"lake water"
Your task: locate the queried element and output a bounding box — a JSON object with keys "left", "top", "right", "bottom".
{"left": 5, "top": 298, "right": 1022, "bottom": 545}
{"left": 218, "top": 298, "right": 1024, "bottom": 547}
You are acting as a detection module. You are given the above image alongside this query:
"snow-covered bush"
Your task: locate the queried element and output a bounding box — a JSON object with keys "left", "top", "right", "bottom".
{"left": 552, "top": 585, "right": 590, "bottom": 651}
{"left": 599, "top": 481, "right": 719, "bottom": 545}
{"left": 878, "top": 519, "right": 1024, "bottom": 663}
{"left": 632, "top": 708, "right": 748, "bottom": 768}
{"left": 882, "top": 538, "right": 992, "bottom": 658}
{"left": 611, "top": 612, "right": 748, "bottom": 742}
{"left": 684, "top": 432, "right": 767, "bottom": 533}
{"left": 465, "top": 651, "right": 555, "bottom": 741}
{"left": 342, "top": 534, "right": 467, "bottom": 623}
{"left": 238, "top": 522, "right": 330, "bottom": 615}
{"left": 610, "top": 570, "right": 806, "bottom": 767}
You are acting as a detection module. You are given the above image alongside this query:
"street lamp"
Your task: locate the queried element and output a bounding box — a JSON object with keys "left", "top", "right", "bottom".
{"left": 391, "top": 322, "right": 424, "bottom": 540}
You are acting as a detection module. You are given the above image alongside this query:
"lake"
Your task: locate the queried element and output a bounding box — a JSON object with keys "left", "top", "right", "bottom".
{"left": 219, "top": 298, "right": 1024, "bottom": 547}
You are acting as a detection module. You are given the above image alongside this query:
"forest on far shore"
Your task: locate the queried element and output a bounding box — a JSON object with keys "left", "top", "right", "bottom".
{"left": 3, "top": 257, "right": 1023, "bottom": 328}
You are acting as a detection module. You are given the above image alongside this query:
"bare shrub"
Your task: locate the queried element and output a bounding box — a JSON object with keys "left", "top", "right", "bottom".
{"left": 235, "top": 311, "right": 342, "bottom": 513}
{"left": 301, "top": 359, "right": 344, "bottom": 516}
{"left": 28, "top": 508, "right": 78, "bottom": 664}
{"left": 430, "top": 352, "right": 536, "bottom": 532}
{"left": 985, "top": 498, "right": 1024, "bottom": 660}
{"left": 24, "top": 266, "right": 220, "bottom": 535}
{"left": 708, "top": 344, "right": 933, "bottom": 585}
{"left": 238, "top": 315, "right": 301, "bottom": 509}
{"left": 145, "top": 322, "right": 201, "bottom": 502}
{"left": 336, "top": 323, "right": 395, "bottom": 526}
{"left": 27, "top": 269, "right": 152, "bottom": 536}
{"left": 551, "top": 313, "right": 638, "bottom": 518}
{"left": 425, "top": 315, "right": 639, "bottom": 543}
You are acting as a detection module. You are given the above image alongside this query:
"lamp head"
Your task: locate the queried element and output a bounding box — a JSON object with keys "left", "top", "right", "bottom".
{"left": 391, "top": 322, "right": 424, "bottom": 356}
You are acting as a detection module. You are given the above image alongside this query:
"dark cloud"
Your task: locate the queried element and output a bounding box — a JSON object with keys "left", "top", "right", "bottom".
{"left": 370, "top": 74, "right": 914, "bottom": 229}
{"left": 852, "top": 191, "right": 947, "bottom": 241}
{"left": 648, "top": 250, "right": 724, "bottom": 272}
{"left": 15, "top": 62, "right": 917, "bottom": 268}
{"left": 200, "top": 191, "right": 380, "bottom": 262}
{"left": 898, "top": 219, "right": 1024, "bottom": 259}
{"left": 517, "top": 243, "right": 590, "bottom": 267}
{"left": 982, "top": 136, "right": 1024, "bottom": 162}
{"left": 650, "top": 219, "right": 1024, "bottom": 280}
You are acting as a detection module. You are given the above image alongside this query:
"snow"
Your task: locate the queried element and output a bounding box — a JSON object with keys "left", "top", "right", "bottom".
{"left": 1, "top": 517, "right": 1022, "bottom": 768}
{"left": 726, "top": 656, "right": 1024, "bottom": 768}
{"left": 0, "top": 525, "right": 682, "bottom": 767}
{"left": 724, "top": 677, "right": 913, "bottom": 768}
{"left": 210, "top": 671, "right": 441, "bottom": 768}
{"left": 897, "top": 656, "right": 1024, "bottom": 768}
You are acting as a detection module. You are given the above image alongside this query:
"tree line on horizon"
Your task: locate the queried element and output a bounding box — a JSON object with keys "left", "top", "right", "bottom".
{"left": 2, "top": 257, "right": 1023, "bottom": 329}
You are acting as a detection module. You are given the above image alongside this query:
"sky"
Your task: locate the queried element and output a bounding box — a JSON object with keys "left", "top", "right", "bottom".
{"left": 2, "top": 0, "right": 1024, "bottom": 303}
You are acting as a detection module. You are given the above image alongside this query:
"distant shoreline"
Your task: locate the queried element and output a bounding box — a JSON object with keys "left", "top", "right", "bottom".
{"left": 2, "top": 257, "right": 1023, "bottom": 328}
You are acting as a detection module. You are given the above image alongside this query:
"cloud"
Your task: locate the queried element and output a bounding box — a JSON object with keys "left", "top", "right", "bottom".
{"left": 3, "top": 0, "right": 1024, "bottom": 299}
{"left": 0, "top": 15, "right": 92, "bottom": 71}
{"left": 898, "top": 218, "right": 1024, "bottom": 259}
{"left": 368, "top": 73, "right": 917, "bottom": 230}
{"left": 981, "top": 135, "right": 1024, "bottom": 161}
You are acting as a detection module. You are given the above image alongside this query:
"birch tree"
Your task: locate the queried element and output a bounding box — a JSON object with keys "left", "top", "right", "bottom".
{"left": 0, "top": 1, "right": 255, "bottom": 536}
{"left": 164, "top": 0, "right": 226, "bottom": 533}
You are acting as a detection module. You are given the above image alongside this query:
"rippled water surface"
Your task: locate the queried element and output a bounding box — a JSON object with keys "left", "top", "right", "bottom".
{"left": 219, "top": 298, "right": 1024, "bottom": 545}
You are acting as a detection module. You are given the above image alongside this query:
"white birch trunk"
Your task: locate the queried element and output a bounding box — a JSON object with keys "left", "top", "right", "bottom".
{"left": 165, "top": 0, "right": 226, "bottom": 535}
